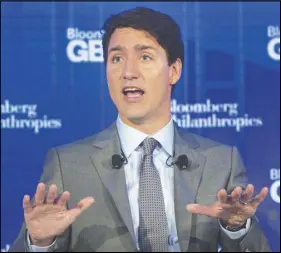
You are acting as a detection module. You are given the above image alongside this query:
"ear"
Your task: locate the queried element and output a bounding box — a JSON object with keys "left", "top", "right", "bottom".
{"left": 169, "top": 58, "right": 182, "bottom": 86}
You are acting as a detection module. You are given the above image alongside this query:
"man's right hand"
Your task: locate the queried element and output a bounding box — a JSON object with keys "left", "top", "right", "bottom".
{"left": 23, "top": 183, "right": 95, "bottom": 247}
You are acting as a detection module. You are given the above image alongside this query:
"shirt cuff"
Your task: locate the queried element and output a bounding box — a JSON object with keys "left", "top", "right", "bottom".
{"left": 219, "top": 218, "right": 251, "bottom": 240}
{"left": 26, "top": 231, "right": 57, "bottom": 252}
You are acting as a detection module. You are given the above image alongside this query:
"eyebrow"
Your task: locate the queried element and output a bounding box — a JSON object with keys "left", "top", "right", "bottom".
{"left": 135, "top": 44, "right": 156, "bottom": 52}
{"left": 108, "top": 45, "right": 123, "bottom": 54}
{"left": 108, "top": 44, "right": 157, "bottom": 54}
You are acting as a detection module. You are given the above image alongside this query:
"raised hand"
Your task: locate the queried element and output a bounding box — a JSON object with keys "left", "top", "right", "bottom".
{"left": 186, "top": 184, "right": 269, "bottom": 228}
{"left": 23, "top": 183, "right": 95, "bottom": 246}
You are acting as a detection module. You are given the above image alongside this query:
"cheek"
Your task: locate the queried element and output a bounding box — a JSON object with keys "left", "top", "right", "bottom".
{"left": 106, "top": 67, "right": 121, "bottom": 93}
{"left": 142, "top": 65, "right": 170, "bottom": 89}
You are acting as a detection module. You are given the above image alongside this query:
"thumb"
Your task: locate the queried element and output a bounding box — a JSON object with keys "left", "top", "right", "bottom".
{"left": 186, "top": 203, "right": 215, "bottom": 217}
{"left": 67, "top": 197, "right": 95, "bottom": 221}
{"left": 186, "top": 203, "right": 202, "bottom": 213}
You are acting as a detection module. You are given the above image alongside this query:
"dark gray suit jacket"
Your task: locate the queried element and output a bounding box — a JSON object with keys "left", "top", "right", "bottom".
{"left": 9, "top": 122, "right": 271, "bottom": 252}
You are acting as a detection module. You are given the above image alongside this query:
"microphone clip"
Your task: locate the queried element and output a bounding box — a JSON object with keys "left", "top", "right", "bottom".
{"left": 166, "top": 154, "right": 189, "bottom": 170}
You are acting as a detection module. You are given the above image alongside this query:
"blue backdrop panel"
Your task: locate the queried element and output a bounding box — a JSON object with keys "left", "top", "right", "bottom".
{"left": 1, "top": 2, "right": 280, "bottom": 252}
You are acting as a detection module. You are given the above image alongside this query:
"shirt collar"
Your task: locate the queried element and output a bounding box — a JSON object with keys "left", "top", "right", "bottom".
{"left": 116, "top": 115, "right": 174, "bottom": 158}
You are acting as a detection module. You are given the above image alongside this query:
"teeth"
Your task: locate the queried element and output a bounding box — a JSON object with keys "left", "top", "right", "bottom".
{"left": 124, "top": 87, "right": 141, "bottom": 92}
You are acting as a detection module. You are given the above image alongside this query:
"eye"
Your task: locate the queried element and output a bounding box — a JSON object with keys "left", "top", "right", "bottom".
{"left": 111, "top": 56, "right": 122, "bottom": 63}
{"left": 140, "top": 55, "right": 152, "bottom": 61}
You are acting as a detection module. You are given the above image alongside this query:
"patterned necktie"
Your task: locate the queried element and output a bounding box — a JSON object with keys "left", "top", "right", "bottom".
{"left": 138, "top": 137, "right": 169, "bottom": 252}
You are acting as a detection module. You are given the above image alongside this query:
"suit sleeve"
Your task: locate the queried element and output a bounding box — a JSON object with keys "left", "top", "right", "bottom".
{"left": 219, "top": 146, "right": 272, "bottom": 252}
{"left": 8, "top": 148, "right": 71, "bottom": 252}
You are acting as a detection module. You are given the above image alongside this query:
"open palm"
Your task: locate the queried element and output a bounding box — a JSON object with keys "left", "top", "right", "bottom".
{"left": 23, "top": 183, "right": 94, "bottom": 245}
{"left": 187, "top": 184, "right": 269, "bottom": 227}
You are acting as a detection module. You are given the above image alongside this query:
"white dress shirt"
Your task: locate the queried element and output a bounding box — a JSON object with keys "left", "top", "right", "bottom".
{"left": 28, "top": 116, "right": 250, "bottom": 252}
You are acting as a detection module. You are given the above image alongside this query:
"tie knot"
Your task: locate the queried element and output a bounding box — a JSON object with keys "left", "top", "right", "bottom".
{"left": 142, "top": 137, "right": 159, "bottom": 156}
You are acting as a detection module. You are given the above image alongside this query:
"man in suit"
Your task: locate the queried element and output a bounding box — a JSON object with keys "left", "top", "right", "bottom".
{"left": 9, "top": 7, "right": 271, "bottom": 252}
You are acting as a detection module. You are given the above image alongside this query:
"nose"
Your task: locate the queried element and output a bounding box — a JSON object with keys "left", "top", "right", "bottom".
{"left": 123, "top": 58, "right": 139, "bottom": 80}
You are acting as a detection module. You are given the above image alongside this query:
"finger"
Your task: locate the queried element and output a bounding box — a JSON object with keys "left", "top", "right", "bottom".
{"left": 217, "top": 189, "right": 228, "bottom": 204}
{"left": 240, "top": 184, "right": 254, "bottom": 203}
{"left": 23, "top": 195, "right": 33, "bottom": 214}
{"left": 252, "top": 187, "right": 269, "bottom": 208}
{"left": 34, "top": 183, "right": 46, "bottom": 205}
{"left": 231, "top": 186, "right": 243, "bottom": 203}
{"left": 186, "top": 204, "right": 218, "bottom": 218}
{"left": 67, "top": 197, "right": 95, "bottom": 222}
{"left": 45, "top": 184, "right": 58, "bottom": 204}
{"left": 56, "top": 191, "right": 71, "bottom": 206}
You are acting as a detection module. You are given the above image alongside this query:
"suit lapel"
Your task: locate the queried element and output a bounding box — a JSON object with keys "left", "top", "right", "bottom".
{"left": 173, "top": 126, "right": 206, "bottom": 252}
{"left": 90, "top": 123, "right": 136, "bottom": 246}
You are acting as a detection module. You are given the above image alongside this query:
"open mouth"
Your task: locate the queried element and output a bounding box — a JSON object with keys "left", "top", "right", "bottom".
{"left": 122, "top": 87, "right": 145, "bottom": 98}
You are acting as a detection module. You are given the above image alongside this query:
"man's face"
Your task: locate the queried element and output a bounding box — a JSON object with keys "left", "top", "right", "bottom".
{"left": 106, "top": 27, "right": 181, "bottom": 124}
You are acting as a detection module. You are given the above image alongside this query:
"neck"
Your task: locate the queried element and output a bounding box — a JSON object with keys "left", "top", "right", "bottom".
{"left": 119, "top": 113, "right": 171, "bottom": 135}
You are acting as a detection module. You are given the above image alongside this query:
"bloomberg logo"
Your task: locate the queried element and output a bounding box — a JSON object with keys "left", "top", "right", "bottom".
{"left": 267, "top": 25, "right": 280, "bottom": 61}
{"left": 66, "top": 28, "right": 104, "bottom": 63}
{"left": 170, "top": 99, "right": 263, "bottom": 132}
{"left": 270, "top": 168, "right": 280, "bottom": 204}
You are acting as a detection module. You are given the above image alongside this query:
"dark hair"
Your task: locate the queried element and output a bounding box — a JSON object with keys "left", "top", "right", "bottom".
{"left": 101, "top": 7, "right": 184, "bottom": 67}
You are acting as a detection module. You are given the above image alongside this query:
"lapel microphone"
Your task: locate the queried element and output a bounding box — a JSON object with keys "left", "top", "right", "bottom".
{"left": 166, "top": 155, "right": 189, "bottom": 170}
{"left": 112, "top": 151, "right": 128, "bottom": 169}
{"left": 112, "top": 152, "right": 189, "bottom": 170}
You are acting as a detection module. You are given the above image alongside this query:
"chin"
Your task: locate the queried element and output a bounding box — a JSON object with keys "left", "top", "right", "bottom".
{"left": 126, "top": 115, "right": 146, "bottom": 124}
{"left": 121, "top": 111, "right": 148, "bottom": 124}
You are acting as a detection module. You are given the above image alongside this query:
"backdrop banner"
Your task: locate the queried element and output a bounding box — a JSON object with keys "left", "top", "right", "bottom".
{"left": 1, "top": 2, "right": 280, "bottom": 252}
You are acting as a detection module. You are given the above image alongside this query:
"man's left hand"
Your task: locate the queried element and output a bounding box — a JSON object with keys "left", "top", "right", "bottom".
{"left": 186, "top": 184, "right": 269, "bottom": 228}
